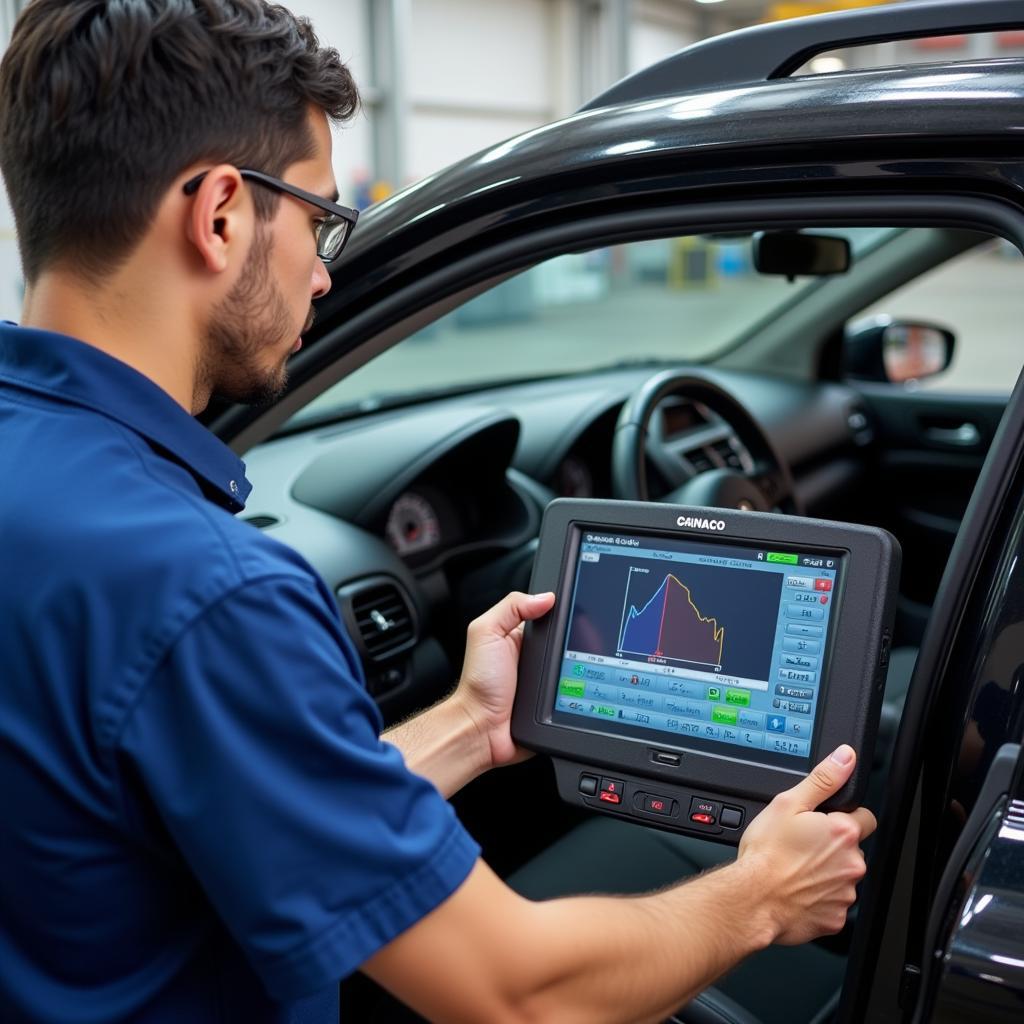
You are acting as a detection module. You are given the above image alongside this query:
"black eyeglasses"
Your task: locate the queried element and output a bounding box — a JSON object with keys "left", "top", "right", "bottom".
{"left": 183, "top": 168, "right": 359, "bottom": 262}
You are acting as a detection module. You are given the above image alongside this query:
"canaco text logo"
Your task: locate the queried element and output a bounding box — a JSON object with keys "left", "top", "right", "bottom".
{"left": 675, "top": 516, "right": 726, "bottom": 531}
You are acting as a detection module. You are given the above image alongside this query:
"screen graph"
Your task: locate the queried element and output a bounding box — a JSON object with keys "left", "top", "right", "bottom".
{"left": 618, "top": 571, "right": 724, "bottom": 667}
{"left": 566, "top": 549, "right": 783, "bottom": 680}
{"left": 556, "top": 530, "right": 841, "bottom": 763}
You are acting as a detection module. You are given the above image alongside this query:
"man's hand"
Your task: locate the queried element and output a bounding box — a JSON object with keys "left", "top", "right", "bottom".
{"left": 738, "top": 744, "right": 876, "bottom": 945}
{"left": 451, "top": 591, "right": 555, "bottom": 771}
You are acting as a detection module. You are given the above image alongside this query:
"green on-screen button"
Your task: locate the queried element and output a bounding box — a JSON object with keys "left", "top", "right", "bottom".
{"left": 559, "top": 679, "right": 586, "bottom": 697}
{"left": 711, "top": 706, "right": 738, "bottom": 725}
{"left": 766, "top": 551, "right": 799, "bottom": 565}
{"left": 725, "top": 688, "right": 750, "bottom": 707}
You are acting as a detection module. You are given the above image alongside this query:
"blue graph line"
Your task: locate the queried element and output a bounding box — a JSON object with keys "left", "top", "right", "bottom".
{"left": 617, "top": 575, "right": 667, "bottom": 651}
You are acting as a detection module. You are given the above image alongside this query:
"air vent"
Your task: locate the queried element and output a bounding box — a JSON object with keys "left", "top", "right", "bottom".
{"left": 686, "top": 447, "right": 714, "bottom": 474}
{"left": 1007, "top": 799, "right": 1024, "bottom": 829}
{"left": 711, "top": 439, "right": 745, "bottom": 471}
{"left": 243, "top": 514, "right": 280, "bottom": 529}
{"left": 345, "top": 580, "right": 416, "bottom": 661}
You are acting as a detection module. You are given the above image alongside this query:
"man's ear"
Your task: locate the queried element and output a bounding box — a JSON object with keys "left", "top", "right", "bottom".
{"left": 184, "top": 165, "right": 251, "bottom": 274}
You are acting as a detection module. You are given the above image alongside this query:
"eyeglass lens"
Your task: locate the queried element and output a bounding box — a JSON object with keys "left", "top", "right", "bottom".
{"left": 318, "top": 217, "right": 351, "bottom": 261}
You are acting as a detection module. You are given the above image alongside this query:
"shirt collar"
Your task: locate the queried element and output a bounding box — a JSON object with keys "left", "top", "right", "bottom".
{"left": 0, "top": 323, "right": 252, "bottom": 512}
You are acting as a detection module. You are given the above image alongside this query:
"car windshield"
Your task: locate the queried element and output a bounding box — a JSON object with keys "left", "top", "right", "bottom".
{"left": 292, "top": 227, "right": 898, "bottom": 427}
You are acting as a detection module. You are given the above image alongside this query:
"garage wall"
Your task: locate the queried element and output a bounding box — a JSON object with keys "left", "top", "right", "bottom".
{"left": 0, "top": 0, "right": 19, "bottom": 42}
{"left": 631, "top": 0, "right": 699, "bottom": 74}
{"left": 279, "top": 0, "right": 375, "bottom": 205}
{"left": 0, "top": 5, "right": 20, "bottom": 321}
{"left": 408, "top": 0, "right": 555, "bottom": 181}
{"left": 0, "top": 194, "right": 17, "bottom": 324}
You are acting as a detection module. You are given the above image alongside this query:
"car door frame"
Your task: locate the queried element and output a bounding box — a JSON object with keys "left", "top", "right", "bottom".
{"left": 843, "top": 306, "right": 1024, "bottom": 1022}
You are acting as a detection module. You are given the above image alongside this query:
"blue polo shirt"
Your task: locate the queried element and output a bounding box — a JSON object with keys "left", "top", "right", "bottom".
{"left": 0, "top": 323, "right": 480, "bottom": 1023}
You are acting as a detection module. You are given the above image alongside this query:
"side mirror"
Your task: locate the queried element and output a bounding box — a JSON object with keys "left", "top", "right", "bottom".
{"left": 844, "top": 316, "right": 955, "bottom": 384}
{"left": 753, "top": 231, "right": 851, "bottom": 279}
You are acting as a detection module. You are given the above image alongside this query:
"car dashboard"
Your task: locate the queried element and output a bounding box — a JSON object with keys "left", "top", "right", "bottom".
{"left": 240, "top": 365, "right": 871, "bottom": 724}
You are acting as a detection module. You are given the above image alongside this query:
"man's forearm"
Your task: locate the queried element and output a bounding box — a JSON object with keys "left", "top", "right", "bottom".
{"left": 382, "top": 694, "right": 490, "bottom": 798}
{"left": 365, "top": 855, "right": 777, "bottom": 1024}
{"left": 519, "top": 856, "right": 776, "bottom": 1023}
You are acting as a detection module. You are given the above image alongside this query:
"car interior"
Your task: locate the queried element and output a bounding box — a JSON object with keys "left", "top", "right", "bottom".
{"left": 234, "top": 222, "right": 1020, "bottom": 1022}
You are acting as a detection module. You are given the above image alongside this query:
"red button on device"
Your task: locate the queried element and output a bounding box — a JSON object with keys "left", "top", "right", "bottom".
{"left": 599, "top": 791, "right": 622, "bottom": 805}
{"left": 691, "top": 812, "right": 715, "bottom": 825}
{"left": 814, "top": 578, "right": 832, "bottom": 592}
{"left": 643, "top": 795, "right": 673, "bottom": 816}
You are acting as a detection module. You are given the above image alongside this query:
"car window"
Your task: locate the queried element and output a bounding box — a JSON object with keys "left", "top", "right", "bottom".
{"left": 293, "top": 228, "right": 895, "bottom": 426}
{"left": 854, "top": 239, "right": 1024, "bottom": 393}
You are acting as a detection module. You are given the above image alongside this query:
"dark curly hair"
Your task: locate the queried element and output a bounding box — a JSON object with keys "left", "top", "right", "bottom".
{"left": 0, "top": 0, "right": 360, "bottom": 283}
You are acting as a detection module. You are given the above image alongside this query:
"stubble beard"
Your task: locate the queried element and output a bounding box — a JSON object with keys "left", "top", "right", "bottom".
{"left": 198, "top": 223, "right": 298, "bottom": 408}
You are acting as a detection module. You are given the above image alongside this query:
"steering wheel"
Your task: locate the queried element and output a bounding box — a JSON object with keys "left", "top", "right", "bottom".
{"left": 611, "top": 370, "right": 802, "bottom": 515}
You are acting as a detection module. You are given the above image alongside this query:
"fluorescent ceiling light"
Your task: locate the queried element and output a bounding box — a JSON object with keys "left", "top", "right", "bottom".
{"left": 809, "top": 56, "right": 846, "bottom": 74}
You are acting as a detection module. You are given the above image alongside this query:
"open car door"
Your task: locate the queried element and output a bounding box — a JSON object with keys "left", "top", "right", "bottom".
{"left": 914, "top": 742, "right": 1024, "bottom": 1022}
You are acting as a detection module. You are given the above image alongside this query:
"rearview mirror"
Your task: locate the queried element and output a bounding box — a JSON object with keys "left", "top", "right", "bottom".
{"left": 753, "top": 231, "right": 851, "bottom": 278}
{"left": 844, "top": 316, "right": 955, "bottom": 384}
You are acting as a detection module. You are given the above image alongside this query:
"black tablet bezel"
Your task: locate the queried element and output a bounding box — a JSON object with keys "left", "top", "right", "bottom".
{"left": 512, "top": 499, "right": 900, "bottom": 812}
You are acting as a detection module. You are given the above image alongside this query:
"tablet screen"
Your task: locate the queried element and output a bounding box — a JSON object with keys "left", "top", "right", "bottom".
{"left": 552, "top": 528, "right": 845, "bottom": 766}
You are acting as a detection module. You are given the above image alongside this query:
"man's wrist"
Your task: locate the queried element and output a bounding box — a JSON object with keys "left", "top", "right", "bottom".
{"left": 382, "top": 691, "right": 494, "bottom": 797}
{"left": 445, "top": 689, "right": 495, "bottom": 777}
{"left": 726, "top": 854, "right": 783, "bottom": 949}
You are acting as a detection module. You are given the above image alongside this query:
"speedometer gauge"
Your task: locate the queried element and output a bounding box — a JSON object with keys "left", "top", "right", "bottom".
{"left": 386, "top": 492, "right": 442, "bottom": 556}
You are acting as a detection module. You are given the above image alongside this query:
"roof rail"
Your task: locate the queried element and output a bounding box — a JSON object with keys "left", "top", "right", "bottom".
{"left": 580, "top": 0, "right": 1024, "bottom": 111}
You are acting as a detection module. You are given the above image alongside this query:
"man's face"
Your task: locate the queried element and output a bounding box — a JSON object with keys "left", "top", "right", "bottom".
{"left": 199, "top": 111, "right": 335, "bottom": 406}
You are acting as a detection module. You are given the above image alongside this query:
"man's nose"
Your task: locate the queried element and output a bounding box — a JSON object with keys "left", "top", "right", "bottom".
{"left": 312, "top": 259, "right": 331, "bottom": 300}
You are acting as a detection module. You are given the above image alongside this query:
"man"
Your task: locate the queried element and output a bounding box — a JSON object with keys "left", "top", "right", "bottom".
{"left": 0, "top": 2, "right": 875, "bottom": 1022}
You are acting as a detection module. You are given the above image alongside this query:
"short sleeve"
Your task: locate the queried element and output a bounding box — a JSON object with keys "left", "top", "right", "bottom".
{"left": 116, "top": 574, "right": 480, "bottom": 1001}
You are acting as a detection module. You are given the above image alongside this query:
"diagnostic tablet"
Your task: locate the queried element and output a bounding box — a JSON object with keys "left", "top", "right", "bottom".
{"left": 512, "top": 499, "right": 900, "bottom": 843}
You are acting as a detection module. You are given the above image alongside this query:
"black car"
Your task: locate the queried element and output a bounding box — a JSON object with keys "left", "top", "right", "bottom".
{"left": 204, "top": 2, "right": 1024, "bottom": 1021}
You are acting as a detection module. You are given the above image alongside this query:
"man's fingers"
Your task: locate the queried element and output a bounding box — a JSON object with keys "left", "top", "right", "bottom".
{"left": 470, "top": 592, "right": 555, "bottom": 640}
{"left": 847, "top": 805, "right": 877, "bottom": 841}
{"left": 784, "top": 745, "right": 857, "bottom": 812}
